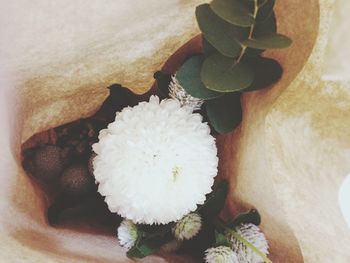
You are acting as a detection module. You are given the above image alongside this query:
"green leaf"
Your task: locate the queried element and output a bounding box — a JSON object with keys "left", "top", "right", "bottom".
{"left": 196, "top": 4, "right": 247, "bottom": 58}
{"left": 245, "top": 47, "right": 264, "bottom": 57}
{"left": 229, "top": 209, "right": 261, "bottom": 227}
{"left": 199, "top": 181, "right": 229, "bottom": 220}
{"left": 253, "top": 12, "right": 277, "bottom": 37}
{"left": 127, "top": 226, "right": 173, "bottom": 259}
{"left": 126, "top": 233, "right": 145, "bottom": 258}
{"left": 245, "top": 12, "right": 276, "bottom": 57}
{"left": 243, "top": 56, "right": 282, "bottom": 92}
{"left": 241, "top": 33, "right": 292, "bottom": 50}
{"left": 256, "top": 0, "right": 275, "bottom": 23}
{"left": 201, "top": 53, "right": 254, "bottom": 92}
{"left": 257, "top": 0, "right": 268, "bottom": 7}
{"left": 215, "top": 231, "right": 232, "bottom": 247}
{"left": 176, "top": 55, "right": 222, "bottom": 100}
{"left": 210, "top": 0, "right": 254, "bottom": 27}
{"left": 202, "top": 37, "right": 218, "bottom": 57}
{"left": 205, "top": 93, "right": 242, "bottom": 134}
{"left": 127, "top": 245, "right": 146, "bottom": 258}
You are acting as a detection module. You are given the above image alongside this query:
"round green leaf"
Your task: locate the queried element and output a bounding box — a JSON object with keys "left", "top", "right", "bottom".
{"left": 257, "top": 0, "right": 268, "bottom": 7}
{"left": 196, "top": 4, "right": 247, "bottom": 58}
{"left": 245, "top": 48, "right": 264, "bottom": 57}
{"left": 241, "top": 33, "right": 292, "bottom": 50}
{"left": 243, "top": 56, "right": 282, "bottom": 92}
{"left": 210, "top": 0, "right": 254, "bottom": 27}
{"left": 256, "top": 0, "right": 275, "bottom": 23}
{"left": 202, "top": 37, "right": 217, "bottom": 57}
{"left": 253, "top": 12, "right": 277, "bottom": 37}
{"left": 245, "top": 12, "right": 277, "bottom": 56}
{"left": 205, "top": 93, "right": 242, "bottom": 134}
{"left": 201, "top": 53, "right": 254, "bottom": 92}
{"left": 176, "top": 55, "right": 222, "bottom": 100}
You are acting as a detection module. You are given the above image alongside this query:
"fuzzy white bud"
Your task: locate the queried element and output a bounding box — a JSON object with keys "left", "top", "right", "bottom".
{"left": 227, "top": 223, "right": 269, "bottom": 263}
{"left": 205, "top": 246, "right": 239, "bottom": 263}
{"left": 117, "top": 219, "right": 138, "bottom": 249}
{"left": 172, "top": 212, "right": 202, "bottom": 240}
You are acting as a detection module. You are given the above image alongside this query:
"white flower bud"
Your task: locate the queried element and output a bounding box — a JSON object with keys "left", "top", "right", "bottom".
{"left": 227, "top": 223, "right": 269, "bottom": 263}
{"left": 172, "top": 212, "right": 202, "bottom": 240}
{"left": 117, "top": 219, "right": 138, "bottom": 249}
{"left": 205, "top": 246, "right": 239, "bottom": 263}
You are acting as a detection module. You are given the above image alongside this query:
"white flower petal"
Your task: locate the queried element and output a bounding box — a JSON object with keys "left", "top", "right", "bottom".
{"left": 93, "top": 96, "right": 218, "bottom": 224}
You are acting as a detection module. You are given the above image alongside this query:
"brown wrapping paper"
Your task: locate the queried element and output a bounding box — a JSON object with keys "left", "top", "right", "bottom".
{"left": 1, "top": 0, "right": 349, "bottom": 262}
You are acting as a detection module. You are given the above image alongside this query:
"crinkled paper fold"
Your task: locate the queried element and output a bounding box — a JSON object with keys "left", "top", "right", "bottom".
{"left": 0, "top": 0, "right": 350, "bottom": 262}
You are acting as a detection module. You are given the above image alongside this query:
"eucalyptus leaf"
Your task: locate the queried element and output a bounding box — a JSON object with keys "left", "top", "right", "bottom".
{"left": 245, "top": 48, "right": 264, "bottom": 57}
{"left": 245, "top": 11, "right": 277, "bottom": 57}
{"left": 256, "top": 0, "right": 275, "bottom": 23}
{"left": 196, "top": 4, "right": 247, "bottom": 58}
{"left": 241, "top": 33, "right": 292, "bottom": 50}
{"left": 205, "top": 93, "right": 242, "bottom": 134}
{"left": 243, "top": 56, "right": 282, "bottom": 92}
{"left": 176, "top": 55, "right": 222, "bottom": 100}
{"left": 210, "top": 0, "right": 254, "bottom": 27}
{"left": 201, "top": 53, "right": 254, "bottom": 92}
{"left": 253, "top": 12, "right": 277, "bottom": 37}
{"left": 229, "top": 209, "right": 261, "bottom": 227}
{"left": 199, "top": 181, "right": 228, "bottom": 220}
{"left": 202, "top": 37, "right": 217, "bottom": 57}
{"left": 257, "top": 0, "right": 268, "bottom": 8}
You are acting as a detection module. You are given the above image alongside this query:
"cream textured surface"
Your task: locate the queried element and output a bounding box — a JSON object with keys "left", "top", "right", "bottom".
{"left": 1, "top": 0, "right": 350, "bottom": 262}
{"left": 323, "top": 0, "right": 350, "bottom": 81}
{"left": 218, "top": 0, "right": 350, "bottom": 262}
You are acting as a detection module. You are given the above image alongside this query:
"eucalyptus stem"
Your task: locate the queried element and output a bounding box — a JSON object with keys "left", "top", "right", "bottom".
{"left": 229, "top": 230, "right": 273, "bottom": 263}
{"left": 249, "top": 0, "right": 259, "bottom": 38}
{"left": 236, "top": 0, "right": 259, "bottom": 64}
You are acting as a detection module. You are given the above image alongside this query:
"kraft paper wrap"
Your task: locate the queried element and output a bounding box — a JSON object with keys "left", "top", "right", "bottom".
{"left": 0, "top": 0, "right": 349, "bottom": 262}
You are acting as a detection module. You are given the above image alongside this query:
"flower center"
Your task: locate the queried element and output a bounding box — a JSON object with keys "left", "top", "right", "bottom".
{"left": 172, "top": 166, "right": 181, "bottom": 182}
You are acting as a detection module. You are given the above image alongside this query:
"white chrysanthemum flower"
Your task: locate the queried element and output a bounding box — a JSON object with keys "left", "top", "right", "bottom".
{"left": 169, "top": 75, "right": 204, "bottom": 111}
{"left": 117, "top": 219, "right": 138, "bottom": 249}
{"left": 172, "top": 213, "right": 202, "bottom": 240}
{"left": 205, "top": 246, "right": 239, "bottom": 263}
{"left": 160, "top": 239, "right": 182, "bottom": 253}
{"left": 227, "top": 223, "right": 269, "bottom": 263}
{"left": 93, "top": 96, "right": 218, "bottom": 224}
